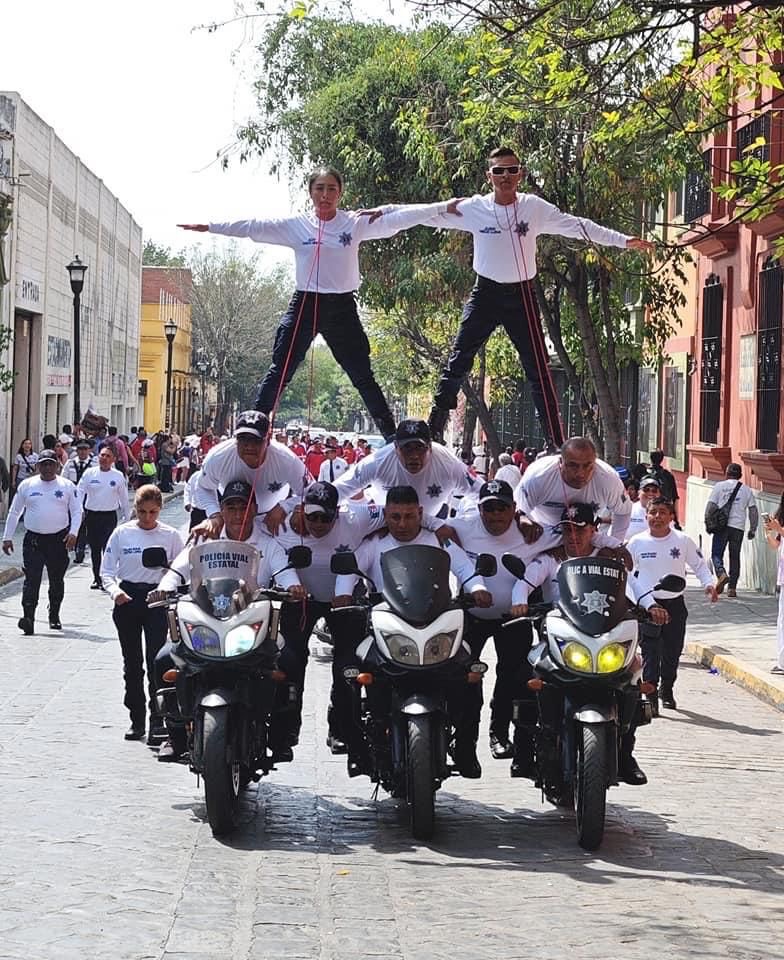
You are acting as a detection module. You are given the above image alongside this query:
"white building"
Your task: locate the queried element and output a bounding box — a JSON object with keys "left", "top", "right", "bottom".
{"left": 0, "top": 92, "right": 142, "bottom": 462}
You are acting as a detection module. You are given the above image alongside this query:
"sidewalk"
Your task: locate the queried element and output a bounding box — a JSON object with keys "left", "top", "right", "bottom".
{"left": 0, "top": 484, "right": 183, "bottom": 586}
{"left": 683, "top": 580, "right": 784, "bottom": 713}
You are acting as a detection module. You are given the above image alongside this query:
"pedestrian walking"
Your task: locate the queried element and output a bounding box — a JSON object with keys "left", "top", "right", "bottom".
{"left": 77, "top": 446, "right": 130, "bottom": 589}
{"left": 424, "top": 146, "right": 652, "bottom": 447}
{"left": 648, "top": 450, "right": 680, "bottom": 524}
{"left": 101, "top": 485, "right": 184, "bottom": 742}
{"left": 11, "top": 438, "right": 38, "bottom": 495}
{"left": 763, "top": 495, "right": 784, "bottom": 675}
{"left": 2, "top": 449, "right": 83, "bottom": 634}
{"left": 704, "top": 463, "right": 758, "bottom": 598}
{"left": 179, "top": 167, "right": 456, "bottom": 441}
{"left": 63, "top": 439, "right": 96, "bottom": 563}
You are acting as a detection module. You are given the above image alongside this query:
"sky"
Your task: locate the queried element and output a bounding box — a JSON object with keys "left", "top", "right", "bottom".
{"left": 1, "top": 0, "right": 414, "bottom": 269}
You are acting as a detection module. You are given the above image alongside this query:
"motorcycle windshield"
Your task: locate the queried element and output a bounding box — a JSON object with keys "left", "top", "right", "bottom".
{"left": 380, "top": 545, "right": 452, "bottom": 626}
{"left": 556, "top": 556, "right": 629, "bottom": 636}
{"left": 188, "top": 541, "right": 260, "bottom": 620}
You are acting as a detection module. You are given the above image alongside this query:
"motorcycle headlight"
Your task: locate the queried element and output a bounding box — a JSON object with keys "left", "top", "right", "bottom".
{"left": 423, "top": 631, "right": 458, "bottom": 665}
{"left": 225, "top": 623, "right": 261, "bottom": 657}
{"left": 185, "top": 623, "right": 221, "bottom": 657}
{"left": 596, "top": 642, "right": 627, "bottom": 674}
{"left": 562, "top": 641, "right": 593, "bottom": 673}
{"left": 383, "top": 633, "right": 421, "bottom": 666}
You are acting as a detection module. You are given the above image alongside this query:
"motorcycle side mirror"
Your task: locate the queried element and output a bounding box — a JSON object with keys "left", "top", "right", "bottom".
{"left": 655, "top": 574, "right": 686, "bottom": 593}
{"left": 502, "top": 554, "right": 526, "bottom": 580}
{"left": 330, "top": 551, "right": 359, "bottom": 576}
{"left": 142, "top": 547, "right": 169, "bottom": 568}
{"left": 288, "top": 545, "right": 312, "bottom": 569}
{"left": 474, "top": 553, "right": 497, "bottom": 578}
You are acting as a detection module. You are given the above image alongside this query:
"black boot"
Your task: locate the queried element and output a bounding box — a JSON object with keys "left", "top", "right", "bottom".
{"left": 18, "top": 605, "right": 35, "bottom": 636}
{"left": 660, "top": 684, "right": 677, "bottom": 710}
{"left": 619, "top": 753, "right": 648, "bottom": 785}
{"left": 645, "top": 687, "right": 660, "bottom": 719}
{"left": 48, "top": 603, "right": 62, "bottom": 630}
{"left": 453, "top": 737, "right": 482, "bottom": 778}
{"left": 427, "top": 406, "right": 450, "bottom": 445}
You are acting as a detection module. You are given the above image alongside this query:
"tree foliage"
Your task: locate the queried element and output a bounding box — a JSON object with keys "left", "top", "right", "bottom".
{"left": 142, "top": 240, "right": 187, "bottom": 267}
{"left": 0, "top": 325, "right": 15, "bottom": 393}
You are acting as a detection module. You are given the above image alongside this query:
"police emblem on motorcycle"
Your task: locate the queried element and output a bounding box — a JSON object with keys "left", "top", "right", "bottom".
{"left": 213, "top": 593, "right": 231, "bottom": 615}
{"left": 580, "top": 590, "right": 610, "bottom": 615}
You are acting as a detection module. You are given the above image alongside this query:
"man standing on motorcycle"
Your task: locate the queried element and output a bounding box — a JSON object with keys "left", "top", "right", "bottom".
{"left": 627, "top": 497, "right": 718, "bottom": 713}
{"left": 335, "top": 485, "right": 493, "bottom": 777}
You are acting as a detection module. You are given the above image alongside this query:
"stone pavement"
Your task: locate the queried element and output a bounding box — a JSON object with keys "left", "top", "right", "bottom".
{"left": 1, "top": 501, "right": 784, "bottom": 960}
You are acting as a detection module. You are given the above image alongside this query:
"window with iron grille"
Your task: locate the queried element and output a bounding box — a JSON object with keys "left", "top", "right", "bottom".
{"left": 736, "top": 113, "right": 770, "bottom": 196}
{"left": 663, "top": 363, "right": 685, "bottom": 463}
{"left": 756, "top": 257, "right": 783, "bottom": 452}
{"left": 684, "top": 150, "right": 712, "bottom": 222}
{"left": 637, "top": 367, "right": 658, "bottom": 453}
{"left": 699, "top": 274, "right": 723, "bottom": 444}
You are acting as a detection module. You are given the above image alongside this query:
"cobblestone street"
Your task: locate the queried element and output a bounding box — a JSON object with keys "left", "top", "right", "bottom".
{"left": 2, "top": 506, "right": 783, "bottom": 960}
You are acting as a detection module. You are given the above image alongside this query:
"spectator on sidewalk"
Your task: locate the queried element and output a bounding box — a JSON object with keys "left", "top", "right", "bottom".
{"left": 763, "top": 495, "right": 784, "bottom": 675}
{"left": 705, "top": 463, "right": 758, "bottom": 598}
{"left": 648, "top": 450, "right": 679, "bottom": 524}
{"left": 11, "top": 439, "right": 38, "bottom": 495}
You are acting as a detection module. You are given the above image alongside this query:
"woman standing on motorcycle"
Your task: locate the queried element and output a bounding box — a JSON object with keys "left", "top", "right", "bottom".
{"left": 101, "top": 485, "right": 184, "bottom": 743}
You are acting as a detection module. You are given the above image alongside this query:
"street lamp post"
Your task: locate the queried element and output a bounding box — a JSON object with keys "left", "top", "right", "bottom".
{"left": 164, "top": 318, "right": 177, "bottom": 432}
{"left": 196, "top": 358, "right": 208, "bottom": 431}
{"left": 66, "top": 255, "right": 88, "bottom": 427}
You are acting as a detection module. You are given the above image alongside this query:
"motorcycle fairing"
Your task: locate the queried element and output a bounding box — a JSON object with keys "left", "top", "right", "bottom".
{"left": 380, "top": 545, "right": 452, "bottom": 625}
{"left": 556, "top": 557, "right": 629, "bottom": 636}
{"left": 176, "top": 598, "right": 273, "bottom": 659}
{"left": 371, "top": 607, "right": 464, "bottom": 667}
{"left": 188, "top": 541, "right": 261, "bottom": 620}
{"left": 546, "top": 613, "right": 638, "bottom": 674}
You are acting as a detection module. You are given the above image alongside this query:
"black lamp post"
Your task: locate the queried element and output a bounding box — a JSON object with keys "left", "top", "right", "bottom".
{"left": 196, "top": 358, "right": 208, "bottom": 430}
{"left": 66, "top": 255, "right": 88, "bottom": 426}
{"left": 164, "top": 318, "right": 177, "bottom": 431}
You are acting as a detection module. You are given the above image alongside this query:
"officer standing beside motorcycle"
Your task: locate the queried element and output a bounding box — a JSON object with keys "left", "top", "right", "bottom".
{"left": 101, "top": 484, "right": 184, "bottom": 741}
{"left": 336, "top": 485, "right": 492, "bottom": 777}
{"left": 77, "top": 445, "right": 130, "bottom": 589}
{"left": 2, "top": 449, "right": 83, "bottom": 634}
{"left": 627, "top": 497, "right": 718, "bottom": 713}
{"left": 446, "top": 479, "right": 545, "bottom": 767}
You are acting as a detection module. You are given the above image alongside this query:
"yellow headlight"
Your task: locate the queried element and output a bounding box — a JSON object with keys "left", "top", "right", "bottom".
{"left": 563, "top": 641, "right": 592, "bottom": 672}
{"left": 597, "top": 643, "right": 626, "bottom": 674}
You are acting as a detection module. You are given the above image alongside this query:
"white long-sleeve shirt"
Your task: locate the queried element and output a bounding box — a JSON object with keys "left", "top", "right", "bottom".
{"left": 76, "top": 466, "right": 130, "bottom": 520}
{"left": 62, "top": 455, "right": 95, "bottom": 486}
{"left": 334, "top": 442, "right": 477, "bottom": 518}
{"left": 208, "top": 201, "right": 448, "bottom": 293}
{"left": 194, "top": 438, "right": 310, "bottom": 517}
{"left": 3, "top": 475, "right": 83, "bottom": 538}
{"left": 100, "top": 521, "right": 185, "bottom": 600}
{"left": 514, "top": 454, "right": 631, "bottom": 543}
{"left": 626, "top": 529, "right": 713, "bottom": 607}
{"left": 425, "top": 192, "right": 630, "bottom": 283}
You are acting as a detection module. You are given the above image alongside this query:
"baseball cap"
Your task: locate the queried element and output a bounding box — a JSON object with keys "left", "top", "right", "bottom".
{"left": 639, "top": 474, "right": 661, "bottom": 490}
{"left": 303, "top": 481, "right": 338, "bottom": 516}
{"left": 560, "top": 503, "right": 598, "bottom": 526}
{"left": 220, "top": 479, "right": 254, "bottom": 504}
{"left": 394, "top": 419, "right": 430, "bottom": 447}
{"left": 233, "top": 410, "right": 270, "bottom": 441}
{"left": 76, "top": 439, "right": 91, "bottom": 449}
{"left": 478, "top": 479, "right": 515, "bottom": 507}
{"left": 38, "top": 449, "right": 58, "bottom": 463}
{"left": 59, "top": 433, "right": 74, "bottom": 445}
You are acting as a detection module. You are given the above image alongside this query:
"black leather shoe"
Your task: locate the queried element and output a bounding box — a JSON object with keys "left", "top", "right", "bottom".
{"left": 619, "top": 757, "right": 648, "bottom": 786}
{"left": 490, "top": 735, "right": 514, "bottom": 760}
{"left": 157, "top": 739, "right": 183, "bottom": 762}
{"left": 147, "top": 724, "right": 167, "bottom": 744}
{"left": 90, "top": 580, "right": 101, "bottom": 590}
{"left": 124, "top": 725, "right": 145, "bottom": 741}
{"left": 326, "top": 734, "right": 347, "bottom": 755}
{"left": 271, "top": 746, "right": 294, "bottom": 763}
{"left": 454, "top": 743, "right": 482, "bottom": 779}
{"left": 18, "top": 616, "right": 34, "bottom": 636}
{"left": 49, "top": 618, "right": 62, "bottom": 630}
{"left": 661, "top": 689, "right": 677, "bottom": 709}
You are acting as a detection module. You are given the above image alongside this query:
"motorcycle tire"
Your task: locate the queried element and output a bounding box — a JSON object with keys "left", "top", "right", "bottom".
{"left": 202, "top": 707, "right": 241, "bottom": 836}
{"left": 407, "top": 715, "right": 435, "bottom": 841}
{"left": 575, "top": 723, "right": 607, "bottom": 851}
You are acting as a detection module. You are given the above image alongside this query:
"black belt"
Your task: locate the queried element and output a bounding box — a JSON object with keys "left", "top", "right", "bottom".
{"left": 119, "top": 580, "right": 159, "bottom": 599}
{"left": 294, "top": 290, "right": 355, "bottom": 301}
{"left": 86, "top": 509, "right": 116, "bottom": 516}
{"left": 476, "top": 275, "right": 531, "bottom": 294}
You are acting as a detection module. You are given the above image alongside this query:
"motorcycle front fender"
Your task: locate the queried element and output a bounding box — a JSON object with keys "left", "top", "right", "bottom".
{"left": 200, "top": 689, "right": 237, "bottom": 709}
{"left": 573, "top": 704, "right": 616, "bottom": 725}
{"left": 399, "top": 694, "right": 441, "bottom": 716}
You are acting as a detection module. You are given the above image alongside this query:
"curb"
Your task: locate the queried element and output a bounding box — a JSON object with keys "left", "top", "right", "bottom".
{"left": 0, "top": 567, "right": 23, "bottom": 587}
{"left": 686, "top": 640, "right": 784, "bottom": 713}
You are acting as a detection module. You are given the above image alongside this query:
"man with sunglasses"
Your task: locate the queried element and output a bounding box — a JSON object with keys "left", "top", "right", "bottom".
{"left": 425, "top": 146, "right": 652, "bottom": 447}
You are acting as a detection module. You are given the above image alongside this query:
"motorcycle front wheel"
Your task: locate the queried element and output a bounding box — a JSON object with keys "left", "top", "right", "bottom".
{"left": 575, "top": 723, "right": 607, "bottom": 851}
{"left": 203, "top": 707, "right": 241, "bottom": 836}
{"left": 407, "top": 715, "right": 436, "bottom": 840}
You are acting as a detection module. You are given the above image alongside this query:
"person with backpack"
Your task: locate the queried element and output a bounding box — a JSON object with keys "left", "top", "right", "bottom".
{"left": 704, "top": 463, "right": 758, "bottom": 598}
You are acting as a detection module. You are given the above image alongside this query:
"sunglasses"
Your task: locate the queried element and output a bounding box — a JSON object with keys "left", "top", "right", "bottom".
{"left": 489, "top": 165, "right": 521, "bottom": 175}
{"left": 481, "top": 502, "right": 512, "bottom": 513}
{"left": 306, "top": 512, "right": 334, "bottom": 523}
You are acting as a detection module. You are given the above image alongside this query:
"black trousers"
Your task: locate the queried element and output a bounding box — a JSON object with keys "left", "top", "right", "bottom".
{"left": 711, "top": 526, "right": 744, "bottom": 588}
{"left": 276, "top": 599, "right": 366, "bottom": 745}
{"left": 112, "top": 581, "right": 168, "bottom": 728}
{"left": 640, "top": 595, "right": 688, "bottom": 690}
{"left": 254, "top": 291, "right": 395, "bottom": 438}
{"left": 459, "top": 616, "right": 534, "bottom": 743}
{"left": 433, "top": 277, "right": 564, "bottom": 446}
{"left": 21, "top": 529, "right": 69, "bottom": 617}
{"left": 74, "top": 518, "right": 88, "bottom": 562}
{"left": 85, "top": 510, "right": 117, "bottom": 582}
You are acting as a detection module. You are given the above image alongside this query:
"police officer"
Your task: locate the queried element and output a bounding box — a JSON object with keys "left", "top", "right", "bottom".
{"left": 77, "top": 446, "right": 130, "bottom": 588}
{"left": 2, "top": 449, "right": 83, "bottom": 633}
{"left": 63, "top": 438, "right": 95, "bottom": 563}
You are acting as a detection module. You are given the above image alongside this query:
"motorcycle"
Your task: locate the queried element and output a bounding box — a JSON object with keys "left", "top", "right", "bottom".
{"left": 330, "top": 545, "right": 495, "bottom": 840}
{"left": 142, "top": 541, "right": 311, "bottom": 836}
{"left": 502, "top": 553, "right": 684, "bottom": 850}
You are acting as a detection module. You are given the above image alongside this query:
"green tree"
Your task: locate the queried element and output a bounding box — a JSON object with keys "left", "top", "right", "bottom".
{"left": 142, "top": 239, "right": 187, "bottom": 267}
{"left": 0, "top": 325, "right": 15, "bottom": 393}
